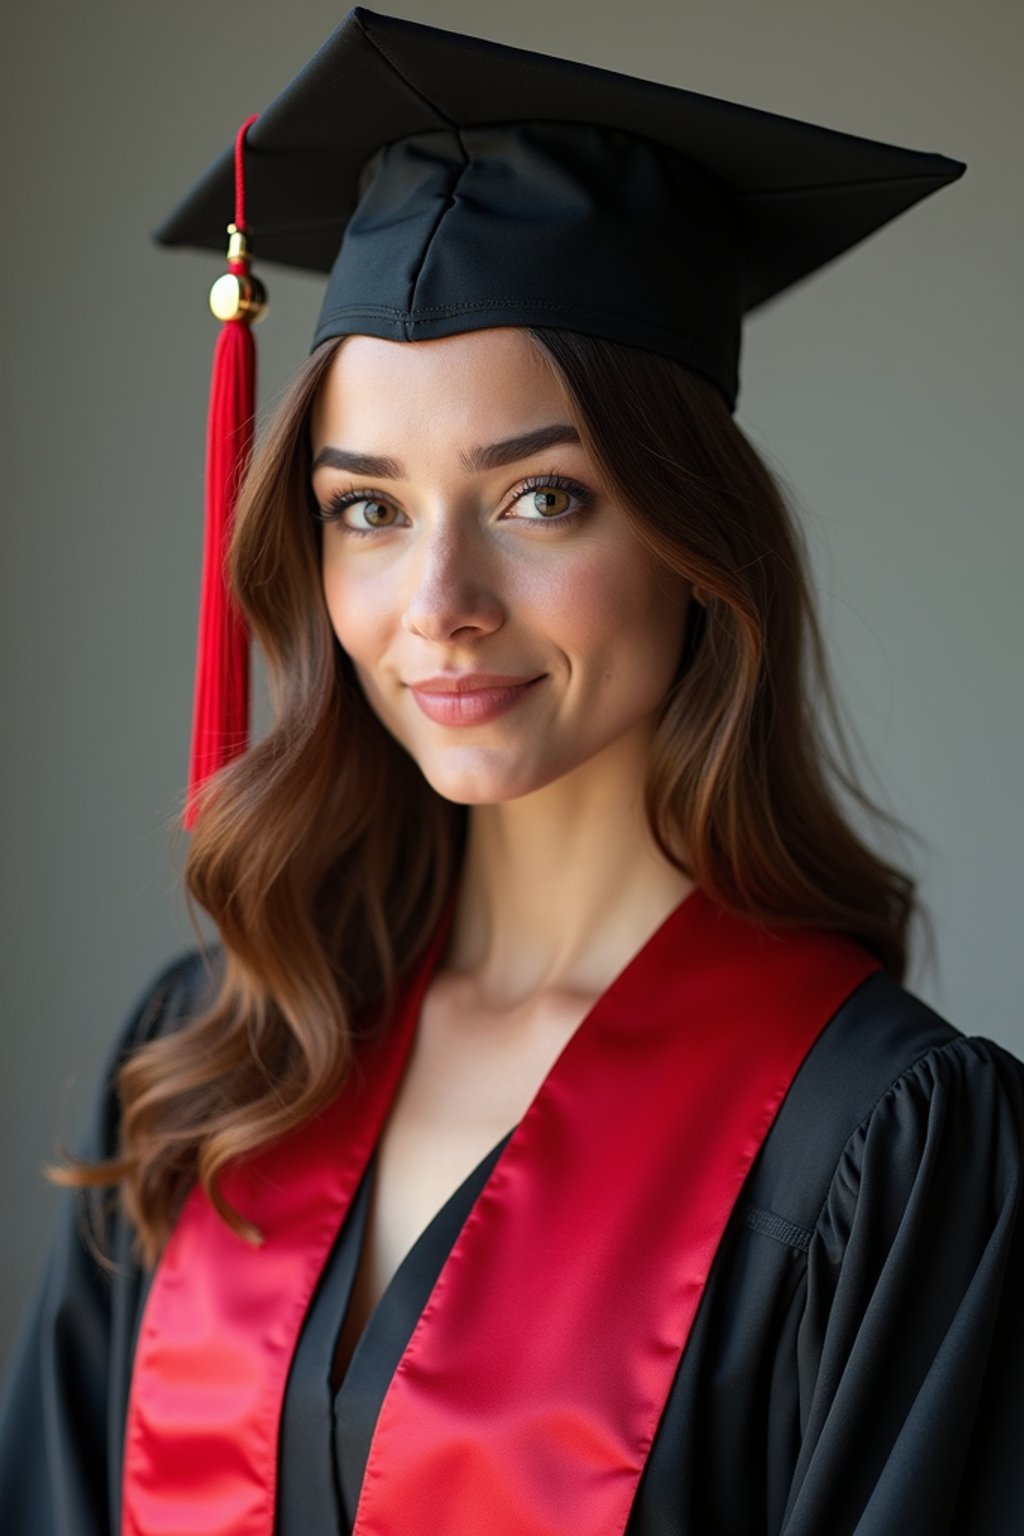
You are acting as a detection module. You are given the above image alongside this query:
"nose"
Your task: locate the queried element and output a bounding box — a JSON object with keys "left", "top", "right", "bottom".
{"left": 401, "top": 518, "right": 505, "bottom": 642}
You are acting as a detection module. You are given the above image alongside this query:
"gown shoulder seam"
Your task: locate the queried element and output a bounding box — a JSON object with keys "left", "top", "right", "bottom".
{"left": 800, "top": 1032, "right": 1007, "bottom": 1239}
{"left": 839, "top": 1032, "right": 999, "bottom": 1146}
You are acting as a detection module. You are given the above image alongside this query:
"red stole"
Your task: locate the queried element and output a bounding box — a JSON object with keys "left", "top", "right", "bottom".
{"left": 121, "top": 890, "right": 879, "bottom": 1535}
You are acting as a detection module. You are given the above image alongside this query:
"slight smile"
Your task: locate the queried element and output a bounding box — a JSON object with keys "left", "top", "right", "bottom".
{"left": 407, "top": 673, "right": 547, "bottom": 727}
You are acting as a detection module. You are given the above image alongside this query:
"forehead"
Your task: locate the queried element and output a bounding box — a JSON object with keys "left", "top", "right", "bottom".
{"left": 310, "top": 328, "right": 572, "bottom": 453}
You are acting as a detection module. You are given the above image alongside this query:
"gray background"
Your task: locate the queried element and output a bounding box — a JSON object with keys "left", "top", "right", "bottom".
{"left": 1, "top": 0, "right": 1021, "bottom": 1363}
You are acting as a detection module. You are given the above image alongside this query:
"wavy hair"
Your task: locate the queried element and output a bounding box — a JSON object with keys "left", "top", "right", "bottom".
{"left": 58, "top": 328, "right": 922, "bottom": 1264}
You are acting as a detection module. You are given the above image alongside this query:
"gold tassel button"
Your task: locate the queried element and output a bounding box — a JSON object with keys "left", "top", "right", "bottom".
{"left": 209, "top": 224, "right": 268, "bottom": 324}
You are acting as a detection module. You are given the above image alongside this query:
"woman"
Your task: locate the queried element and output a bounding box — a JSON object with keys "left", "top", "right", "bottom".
{"left": 1, "top": 10, "right": 1021, "bottom": 1535}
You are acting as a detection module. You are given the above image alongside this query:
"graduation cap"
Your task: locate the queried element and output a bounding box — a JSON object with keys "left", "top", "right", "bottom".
{"left": 156, "top": 6, "right": 965, "bottom": 825}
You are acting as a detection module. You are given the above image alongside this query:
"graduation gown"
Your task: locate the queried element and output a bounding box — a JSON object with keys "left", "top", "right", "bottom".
{"left": 2, "top": 939, "right": 1023, "bottom": 1535}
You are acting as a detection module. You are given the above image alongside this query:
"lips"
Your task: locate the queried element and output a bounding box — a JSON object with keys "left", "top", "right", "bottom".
{"left": 407, "top": 673, "right": 546, "bottom": 726}
{"left": 408, "top": 672, "right": 541, "bottom": 693}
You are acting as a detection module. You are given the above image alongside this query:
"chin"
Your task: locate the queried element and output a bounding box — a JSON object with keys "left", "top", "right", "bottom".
{"left": 405, "top": 745, "right": 575, "bottom": 807}
{"left": 413, "top": 765, "right": 542, "bottom": 807}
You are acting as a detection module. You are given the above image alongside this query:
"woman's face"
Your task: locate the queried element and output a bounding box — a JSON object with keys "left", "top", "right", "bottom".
{"left": 312, "top": 327, "right": 692, "bottom": 805}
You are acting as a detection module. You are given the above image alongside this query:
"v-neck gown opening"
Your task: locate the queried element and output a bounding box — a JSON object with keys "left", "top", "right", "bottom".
{"left": 280, "top": 1131, "right": 515, "bottom": 1534}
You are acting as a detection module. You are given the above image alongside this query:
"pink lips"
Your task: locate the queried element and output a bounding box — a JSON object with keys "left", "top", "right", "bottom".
{"left": 407, "top": 673, "right": 546, "bottom": 726}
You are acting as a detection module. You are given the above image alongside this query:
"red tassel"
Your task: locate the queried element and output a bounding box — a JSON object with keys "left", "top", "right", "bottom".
{"left": 185, "top": 319, "right": 256, "bottom": 827}
{"left": 184, "top": 116, "right": 264, "bottom": 829}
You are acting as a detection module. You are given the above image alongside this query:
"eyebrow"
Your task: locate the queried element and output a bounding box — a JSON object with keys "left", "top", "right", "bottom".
{"left": 310, "top": 423, "right": 582, "bottom": 479}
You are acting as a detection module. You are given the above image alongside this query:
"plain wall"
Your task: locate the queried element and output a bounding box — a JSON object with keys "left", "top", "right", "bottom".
{"left": 2, "top": 0, "right": 1021, "bottom": 1363}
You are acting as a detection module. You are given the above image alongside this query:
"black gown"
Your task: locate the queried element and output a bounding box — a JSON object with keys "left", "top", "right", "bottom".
{"left": 1, "top": 946, "right": 1023, "bottom": 1535}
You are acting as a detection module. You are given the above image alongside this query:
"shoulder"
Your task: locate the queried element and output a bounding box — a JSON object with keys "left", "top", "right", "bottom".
{"left": 76, "top": 947, "right": 225, "bottom": 1161}
{"left": 108, "top": 945, "right": 225, "bottom": 1061}
{"left": 742, "top": 970, "right": 1024, "bottom": 1231}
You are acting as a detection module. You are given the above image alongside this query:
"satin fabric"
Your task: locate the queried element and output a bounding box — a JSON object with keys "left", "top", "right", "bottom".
{"left": 120, "top": 914, "right": 454, "bottom": 1536}
{"left": 120, "top": 891, "right": 878, "bottom": 1536}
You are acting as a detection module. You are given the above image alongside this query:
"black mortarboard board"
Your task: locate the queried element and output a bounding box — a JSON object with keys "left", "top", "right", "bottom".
{"left": 156, "top": 6, "right": 965, "bottom": 413}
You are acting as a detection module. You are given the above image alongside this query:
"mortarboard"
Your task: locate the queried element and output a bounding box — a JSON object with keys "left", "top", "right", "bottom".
{"left": 155, "top": 6, "right": 966, "bottom": 824}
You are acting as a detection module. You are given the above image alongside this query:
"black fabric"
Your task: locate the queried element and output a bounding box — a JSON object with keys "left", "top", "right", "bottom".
{"left": 276, "top": 1131, "right": 514, "bottom": 1534}
{"left": 310, "top": 121, "right": 743, "bottom": 406}
{"left": 2, "top": 956, "right": 1023, "bottom": 1534}
{"left": 276, "top": 1158, "right": 371, "bottom": 1532}
{"left": 0, "top": 952, "right": 218, "bottom": 1536}
{"left": 332, "top": 1134, "right": 512, "bottom": 1530}
{"left": 153, "top": 8, "right": 965, "bottom": 410}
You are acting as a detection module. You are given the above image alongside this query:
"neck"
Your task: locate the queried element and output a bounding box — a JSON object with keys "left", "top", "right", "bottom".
{"left": 444, "top": 725, "right": 695, "bottom": 1006}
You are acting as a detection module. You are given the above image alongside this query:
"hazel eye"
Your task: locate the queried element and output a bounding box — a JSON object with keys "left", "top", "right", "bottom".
{"left": 347, "top": 498, "right": 398, "bottom": 529}
{"left": 503, "top": 474, "right": 594, "bottom": 528}
{"left": 315, "top": 491, "right": 405, "bottom": 532}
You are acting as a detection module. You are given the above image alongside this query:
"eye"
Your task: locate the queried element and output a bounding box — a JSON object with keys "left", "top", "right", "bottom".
{"left": 313, "top": 490, "right": 406, "bottom": 534}
{"left": 345, "top": 497, "right": 399, "bottom": 530}
{"left": 505, "top": 475, "right": 594, "bottom": 524}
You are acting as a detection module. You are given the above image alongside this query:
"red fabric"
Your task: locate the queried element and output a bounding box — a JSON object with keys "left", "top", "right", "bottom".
{"left": 121, "top": 892, "right": 880, "bottom": 1535}
{"left": 121, "top": 910, "right": 452, "bottom": 1535}
{"left": 184, "top": 318, "right": 254, "bottom": 828}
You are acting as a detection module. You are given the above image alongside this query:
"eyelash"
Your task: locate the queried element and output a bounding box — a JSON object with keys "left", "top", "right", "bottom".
{"left": 312, "top": 472, "right": 595, "bottom": 537}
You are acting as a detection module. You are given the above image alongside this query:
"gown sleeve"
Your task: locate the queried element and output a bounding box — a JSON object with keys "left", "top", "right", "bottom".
{"left": 781, "top": 1034, "right": 1024, "bottom": 1536}
{"left": 0, "top": 951, "right": 210, "bottom": 1536}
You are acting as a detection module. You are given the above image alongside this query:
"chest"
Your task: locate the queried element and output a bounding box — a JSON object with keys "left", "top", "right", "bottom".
{"left": 330, "top": 975, "right": 595, "bottom": 1386}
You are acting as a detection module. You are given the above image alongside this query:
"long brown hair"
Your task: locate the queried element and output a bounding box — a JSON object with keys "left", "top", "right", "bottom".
{"left": 58, "top": 328, "right": 922, "bottom": 1264}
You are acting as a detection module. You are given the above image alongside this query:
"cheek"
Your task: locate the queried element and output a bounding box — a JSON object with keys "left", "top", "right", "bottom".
{"left": 515, "top": 542, "right": 648, "bottom": 631}
{"left": 558, "top": 549, "right": 690, "bottom": 689}
{"left": 321, "top": 551, "right": 388, "bottom": 667}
